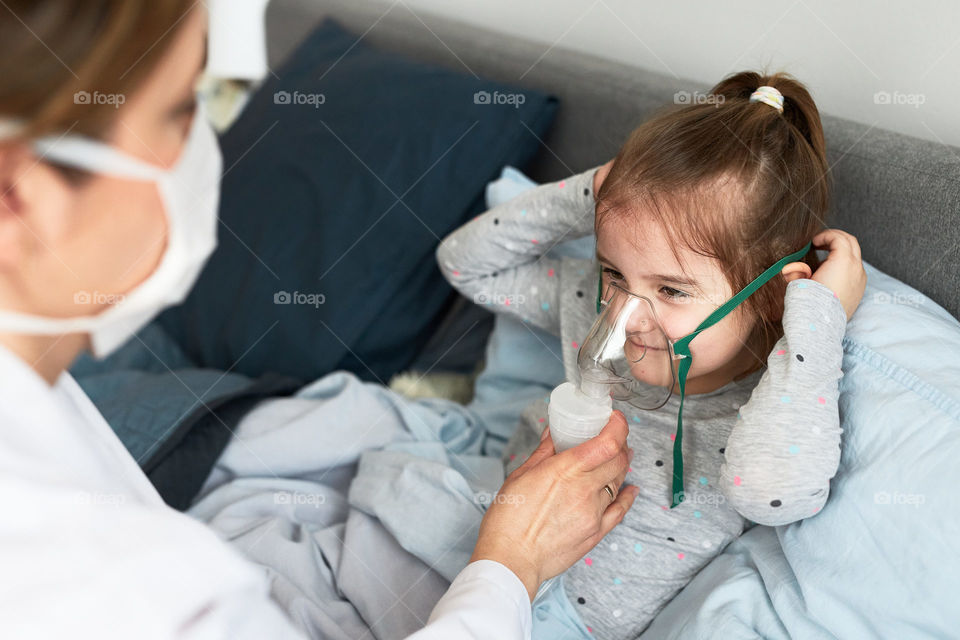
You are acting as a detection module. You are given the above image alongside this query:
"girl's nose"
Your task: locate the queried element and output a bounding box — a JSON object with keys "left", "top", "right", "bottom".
{"left": 624, "top": 309, "right": 652, "bottom": 335}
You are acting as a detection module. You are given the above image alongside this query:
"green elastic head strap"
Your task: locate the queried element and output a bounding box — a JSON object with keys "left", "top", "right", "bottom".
{"left": 668, "top": 240, "right": 812, "bottom": 507}
{"left": 594, "top": 241, "right": 813, "bottom": 507}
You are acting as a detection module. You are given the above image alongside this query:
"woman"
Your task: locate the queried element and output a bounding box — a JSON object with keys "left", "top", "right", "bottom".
{"left": 0, "top": 2, "right": 637, "bottom": 637}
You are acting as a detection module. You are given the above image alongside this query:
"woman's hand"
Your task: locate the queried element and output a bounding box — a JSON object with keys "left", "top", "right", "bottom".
{"left": 469, "top": 411, "right": 639, "bottom": 602}
{"left": 784, "top": 228, "right": 866, "bottom": 321}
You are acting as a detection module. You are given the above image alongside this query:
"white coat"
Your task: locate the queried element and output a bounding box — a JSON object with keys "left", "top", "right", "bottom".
{"left": 0, "top": 344, "right": 530, "bottom": 639}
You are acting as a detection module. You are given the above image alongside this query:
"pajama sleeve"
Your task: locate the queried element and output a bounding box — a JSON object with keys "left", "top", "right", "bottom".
{"left": 719, "top": 278, "right": 848, "bottom": 526}
{"left": 436, "top": 166, "right": 599, "bottom": 337}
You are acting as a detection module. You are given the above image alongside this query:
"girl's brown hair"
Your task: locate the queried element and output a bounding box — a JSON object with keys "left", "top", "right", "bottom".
{"left": 596, "top": 70, "right": 829, "bottom": 375}
{"left": 0, "top": 0, "right": 195, "bottom": 142}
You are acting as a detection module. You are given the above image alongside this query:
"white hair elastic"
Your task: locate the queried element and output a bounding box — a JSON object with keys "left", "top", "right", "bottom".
{"left": 749, "top": 85, "right": 784, "bottom": 113}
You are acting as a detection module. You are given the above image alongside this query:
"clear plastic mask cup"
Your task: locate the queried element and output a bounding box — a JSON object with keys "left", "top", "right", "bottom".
{"left": 577, "top": 280, "right": 684, "bottom": 411}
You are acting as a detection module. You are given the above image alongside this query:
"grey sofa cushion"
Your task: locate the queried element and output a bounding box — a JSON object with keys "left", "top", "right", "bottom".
{"left": 267, "top": 0, "right": 960, "bottom": 320}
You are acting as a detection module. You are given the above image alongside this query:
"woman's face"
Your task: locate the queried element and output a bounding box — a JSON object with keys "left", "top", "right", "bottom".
{"left": 595, "top": 214, "right": 759, "bottom": 395}
{"left": 0, "top": 7, "right": 206, "bottom": 321}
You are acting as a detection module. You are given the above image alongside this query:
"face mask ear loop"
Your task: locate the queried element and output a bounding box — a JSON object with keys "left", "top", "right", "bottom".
{"left": 667, "top": 240, "right": 813, "bottom": 508}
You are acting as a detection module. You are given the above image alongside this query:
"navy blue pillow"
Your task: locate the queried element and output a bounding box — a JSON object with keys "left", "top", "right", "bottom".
{"left": 158, "top": 19, "right": 557, "bottom": 383}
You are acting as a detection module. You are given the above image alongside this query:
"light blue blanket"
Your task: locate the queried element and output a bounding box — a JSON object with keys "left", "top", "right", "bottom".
{"left": 192, "top": 168, "right": 960, "bottom": 640}
{"left": 464, "top": 167, "right": 960, "bottom": 639}
{"left": 189, "top": 371, "right": 505, "bottom": 640}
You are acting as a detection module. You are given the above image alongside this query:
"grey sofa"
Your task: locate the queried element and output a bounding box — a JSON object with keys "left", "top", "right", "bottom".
{"left": 257, "top": 2, "right": 960, "bottom": 638}
{"left": 267, "top": 0, "right": 960, "bottom": 322}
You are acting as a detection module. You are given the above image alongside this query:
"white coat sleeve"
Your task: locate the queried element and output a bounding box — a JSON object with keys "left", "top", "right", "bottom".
{"left": 406, "top": 560, "right": 533, "bottom": 640}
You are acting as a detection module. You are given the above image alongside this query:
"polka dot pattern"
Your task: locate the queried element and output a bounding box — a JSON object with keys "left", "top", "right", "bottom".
{"left": 440, "top": 170, "right": 846, "bottom": 637}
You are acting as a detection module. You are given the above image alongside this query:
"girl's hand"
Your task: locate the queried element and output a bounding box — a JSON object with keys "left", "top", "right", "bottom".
{"left": 469, "top": 411, "right": 638, "bottom": 602}
{"left": 784, "top": 228, "right": 866, "bottom": 321}
{"left": 593, "top": 159, "right": 615, "bottom": 196}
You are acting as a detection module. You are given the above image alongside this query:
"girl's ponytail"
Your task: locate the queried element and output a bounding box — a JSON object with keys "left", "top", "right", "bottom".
{"left": 709, "top": 70, "right": 826, "bottom": 163}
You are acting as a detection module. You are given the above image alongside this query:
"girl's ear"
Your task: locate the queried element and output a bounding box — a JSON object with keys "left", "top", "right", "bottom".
{"left": 781, "top": 261, "right": 813, "bottom": 283}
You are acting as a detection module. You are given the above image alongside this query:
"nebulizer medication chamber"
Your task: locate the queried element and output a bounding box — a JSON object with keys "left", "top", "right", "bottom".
{"left": 547, "top": 382, "right": 613, "bottom": 453}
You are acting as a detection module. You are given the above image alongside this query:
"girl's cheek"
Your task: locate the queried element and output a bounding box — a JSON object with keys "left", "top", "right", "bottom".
{"left": 662, "top": 307, "right": 706, "bottom": 343}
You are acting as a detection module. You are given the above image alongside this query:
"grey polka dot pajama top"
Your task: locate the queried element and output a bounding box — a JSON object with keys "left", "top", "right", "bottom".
{"left": 437, "top": 165, "right": 847, "bottom": 639}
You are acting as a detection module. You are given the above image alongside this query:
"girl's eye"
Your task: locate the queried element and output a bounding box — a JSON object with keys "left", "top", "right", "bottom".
{"left": 659, "top": 286, "right": 689, "bottom": 300}
{"left": 601, "top": 268, "right": 690, "bottom": 301}
{"left": 602, "top": 267, "right": 624, "bottom": 281}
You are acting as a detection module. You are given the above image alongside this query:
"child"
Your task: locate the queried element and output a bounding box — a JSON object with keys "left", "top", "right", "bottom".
{"left": 437, "top": 70, "right": 866, "bottom": 638}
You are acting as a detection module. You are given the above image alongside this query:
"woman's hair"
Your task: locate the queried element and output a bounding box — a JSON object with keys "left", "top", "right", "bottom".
{"left": 0, "top": 0, "right": 195, "bottom": 143}
{"left": 596, "top": 70, "right": 830, "bottom": 373}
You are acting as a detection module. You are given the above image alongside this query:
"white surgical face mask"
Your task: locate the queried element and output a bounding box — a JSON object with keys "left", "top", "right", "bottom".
{"left": 0, "top": 111, "right": 222, "bottom": 358}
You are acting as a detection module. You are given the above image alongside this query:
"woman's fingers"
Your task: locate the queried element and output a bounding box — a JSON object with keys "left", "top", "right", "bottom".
{"left": 514, "top": 409, "right": 629, "bottom": 483}
{"left": 472, "top": 411, "right": 637, "bottom": 598}
{"left": 588, "top": 445, "right": 632, "bottom": 497}
{"left": 506, "top": 426, "right": 555, "bottom": 482}
{"left": 612, "top": 447, "right": 634, "bottom": 492}
{"left": 602, "top": 484, "right": 639, "bottom": 531}
{"left": 583, "top": 484, "right": 640, "bottom": 550}
{"left": 568, "top": 411, "right": 629, "bottom": 472}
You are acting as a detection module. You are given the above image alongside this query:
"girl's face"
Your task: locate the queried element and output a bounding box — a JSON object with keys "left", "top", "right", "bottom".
{"left": 595, "top": 214, "right": 760, "bottom": 395}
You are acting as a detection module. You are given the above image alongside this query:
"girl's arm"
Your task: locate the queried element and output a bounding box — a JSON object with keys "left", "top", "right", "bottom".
{"left": 719, "top": 278, "right": 848, "bottom": 526}
{"left": 436, "top": 166, "right": 599, "bottom": 336}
